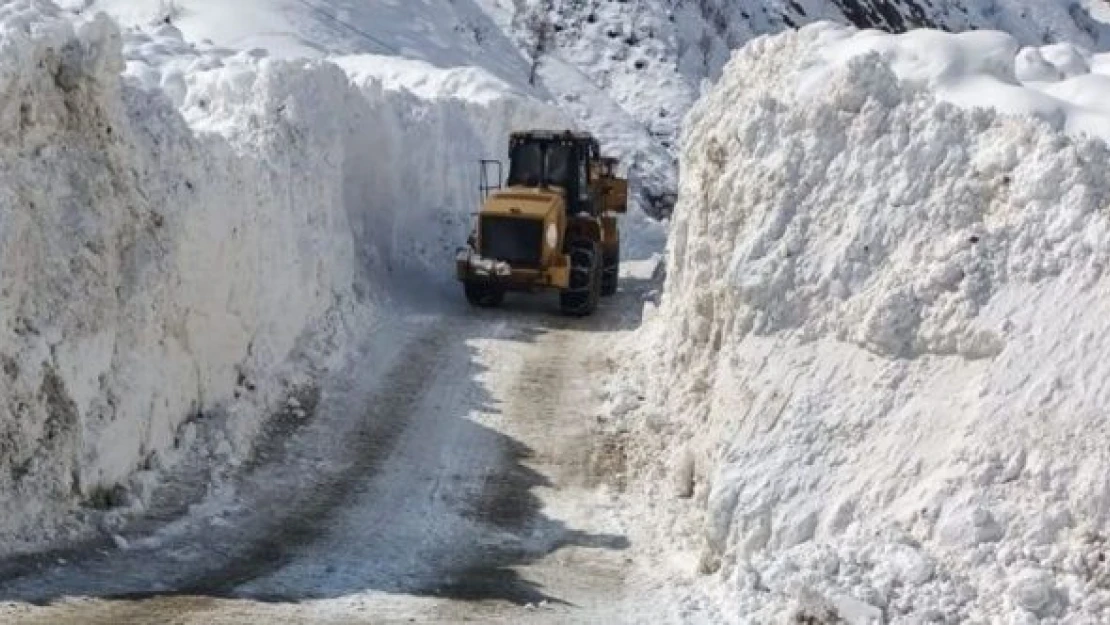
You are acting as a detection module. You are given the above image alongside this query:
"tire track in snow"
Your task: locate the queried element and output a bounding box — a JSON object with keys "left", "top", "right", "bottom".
{"left": 175, "top": 323, "right": 457, "bottom": 596}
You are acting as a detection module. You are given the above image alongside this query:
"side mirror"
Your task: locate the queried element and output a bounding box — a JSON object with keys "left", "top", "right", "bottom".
{"left": 479, "top": 160, "right": 503, "bottom": 199}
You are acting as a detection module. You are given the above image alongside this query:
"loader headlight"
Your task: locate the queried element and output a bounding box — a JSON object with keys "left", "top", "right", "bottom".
{"left": 545, "top": 223, "right": 558, "bottom": 249}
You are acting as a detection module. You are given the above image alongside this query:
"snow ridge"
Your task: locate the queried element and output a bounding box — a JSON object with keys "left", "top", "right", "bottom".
{"left": 635, "top": 23, "right": 1110, "bottom": 623}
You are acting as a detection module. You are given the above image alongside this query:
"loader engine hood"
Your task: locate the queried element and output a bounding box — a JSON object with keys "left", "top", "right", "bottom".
{"left": 476, "top": 187, "right": 565, "bottom": 269}
{"left": 482, "top": 187, "right": 563, "bottom": 219}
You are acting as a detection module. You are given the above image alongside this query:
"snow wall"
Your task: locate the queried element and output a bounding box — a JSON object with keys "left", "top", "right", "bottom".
{"left": 0, "top": 0, "right": 563, "bottom": 553}
{"left": 637, "top": 22, "right": 1110, "bottom": 623}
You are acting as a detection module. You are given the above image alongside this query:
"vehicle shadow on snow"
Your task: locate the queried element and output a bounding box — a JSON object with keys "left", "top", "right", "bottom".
{"left": 0, "top": 274, "right": 640, "bottom": 613}
{"left": 406, "top": 413, "right": 631, "bottom": 607}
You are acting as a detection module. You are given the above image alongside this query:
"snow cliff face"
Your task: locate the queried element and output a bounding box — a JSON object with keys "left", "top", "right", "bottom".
{"left": 0, "top": 0, "right": 563, "bottom": 553}
{"left": 632, "top": 22, "right": 1110, "bottom": 622}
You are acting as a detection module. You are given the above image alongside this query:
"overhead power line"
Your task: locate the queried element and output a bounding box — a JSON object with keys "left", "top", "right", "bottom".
{"left": 292, "top": 0, "right": 401, "bottom": 55}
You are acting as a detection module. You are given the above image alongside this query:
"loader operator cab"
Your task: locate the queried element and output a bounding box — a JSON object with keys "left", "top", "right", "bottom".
{"left": 506, "top": 132, "right": 599, "bottom": 216}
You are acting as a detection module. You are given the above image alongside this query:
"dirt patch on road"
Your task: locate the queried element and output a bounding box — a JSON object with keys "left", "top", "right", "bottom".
{"left": 586, "top": 434, "right": 628, "bottom": 491}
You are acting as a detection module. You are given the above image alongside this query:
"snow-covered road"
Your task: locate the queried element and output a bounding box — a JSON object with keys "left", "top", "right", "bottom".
{"left": 0, "top": 271, "right": 657, "bottom": 624}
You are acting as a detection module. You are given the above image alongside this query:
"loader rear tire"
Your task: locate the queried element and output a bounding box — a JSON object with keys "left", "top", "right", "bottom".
{"left": 464, "top": 281, "right": 505, "bottom": 308}
{"left": 560, "top": 239, "right": 601, "bottom": 317}
{"left": 601, "top": 242, "right": 620, "bottom": 297}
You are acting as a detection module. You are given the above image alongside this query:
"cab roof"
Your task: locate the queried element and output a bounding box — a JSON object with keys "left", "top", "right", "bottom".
{"left": 510, "top": 131, "right": 601, "bottom": 167}
{"left": 511, "top": 129, "right": 595, "bottom": 140}
{"left": 511, "top": 129, "right": 598, "bottom": 147}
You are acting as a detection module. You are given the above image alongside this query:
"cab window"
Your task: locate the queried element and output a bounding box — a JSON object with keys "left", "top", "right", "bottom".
{"left": 507, "top": 142, "right": 544, "bottom": 186}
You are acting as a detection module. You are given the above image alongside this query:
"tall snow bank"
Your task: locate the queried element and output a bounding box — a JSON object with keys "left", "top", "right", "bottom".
{"left": 636, "top": 23, "right": 1110, "bottom": 623}
{"left": 0, "top": 0, "right": 360, "bottom": 551}
{"left": 0, "top": 0, "right": 563, "bottom": 554}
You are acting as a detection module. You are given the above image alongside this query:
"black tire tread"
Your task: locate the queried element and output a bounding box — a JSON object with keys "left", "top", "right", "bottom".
{"left": 601, "top": 242, "right": 619, "bottom": 297}
{"left": 464, "top": 281, "right": 505, "bottom": 307}
{"left": 559, "top": 239, "right": 601, "bottom": 316}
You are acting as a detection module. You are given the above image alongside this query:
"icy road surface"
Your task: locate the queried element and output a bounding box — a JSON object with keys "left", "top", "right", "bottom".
{"left": 0, "top": 267, "right": 660, "bottom": 624}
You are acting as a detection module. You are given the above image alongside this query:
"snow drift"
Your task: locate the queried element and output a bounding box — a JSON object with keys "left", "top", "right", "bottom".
{"left": 0, "top": 0, "right": 562, "bottom": 553}
{"left": 632, "top": 23, "right": 1110, "bottom": 623}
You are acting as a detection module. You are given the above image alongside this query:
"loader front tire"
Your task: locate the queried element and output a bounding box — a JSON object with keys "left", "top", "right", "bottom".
{"left": 601, "top": 242, "right": 620, "bottom": 297}
{"left": 560, "top": 239, "right": 601, "bottom": 317}
{"left": 464, "top": 281, "right": 505, "bottom": 308}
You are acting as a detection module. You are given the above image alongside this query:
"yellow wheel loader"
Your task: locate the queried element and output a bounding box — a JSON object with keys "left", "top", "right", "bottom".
{"left": 455, "top": 130, "right": 627, "bottom": 316}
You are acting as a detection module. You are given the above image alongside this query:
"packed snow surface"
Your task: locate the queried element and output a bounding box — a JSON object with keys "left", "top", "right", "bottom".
{"left": 629, "top": 22, "right": 1110, "bottom": 623}
{"left": 0, "top": 0, "right": 562, "bottom": 553}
